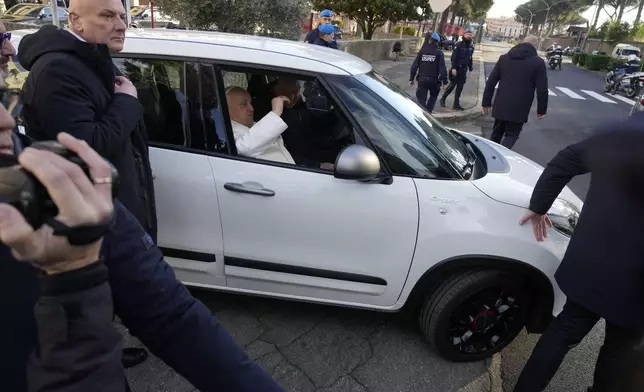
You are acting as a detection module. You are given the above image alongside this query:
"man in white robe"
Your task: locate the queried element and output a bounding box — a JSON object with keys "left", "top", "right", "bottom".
{"left": 226, "top": 86, "right": 294, "bottom": 164}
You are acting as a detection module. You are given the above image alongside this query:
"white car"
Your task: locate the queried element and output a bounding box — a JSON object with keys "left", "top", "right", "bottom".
{"left": 11, "top": 29, "right": 582, "bottom": 362}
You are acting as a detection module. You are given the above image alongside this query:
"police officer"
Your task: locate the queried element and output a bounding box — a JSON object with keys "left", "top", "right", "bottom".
{"left": 440, "top": 28, "right": 474, "bottom": 110}
{"left": 410, "top": 32, "right": 447, "bottom": 113}
{"left": 305, "top": 9, "right": 333, "bottom": 44}
{"left": 313, "top": 23, "right": 338, "bottom": 49}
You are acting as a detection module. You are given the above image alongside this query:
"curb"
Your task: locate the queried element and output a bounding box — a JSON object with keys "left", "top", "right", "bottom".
{"left": 488, "top": 353, "right": 503, "bottom": 392}
{"left": 433, "top": 55, "right": 486, "bottom": 122}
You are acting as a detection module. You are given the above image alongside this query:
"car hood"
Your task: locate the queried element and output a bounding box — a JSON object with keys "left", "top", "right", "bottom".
{"left": 459, "top": 132, "right": 583, "bottom": 210}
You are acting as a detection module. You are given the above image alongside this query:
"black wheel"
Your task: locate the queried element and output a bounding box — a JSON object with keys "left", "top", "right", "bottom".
{"left": 604, "top": 81, "right": 613, "bottom": 92}
{"left": 626, "top": 86, "right": 638, "bottom": 99}
{"left": 418, "top": 269, "right": 526, "bottom": 362}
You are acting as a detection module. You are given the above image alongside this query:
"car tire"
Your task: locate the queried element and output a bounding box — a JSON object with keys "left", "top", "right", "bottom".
{"left": 418, "top": 269, "right": 526, "bottom": 362}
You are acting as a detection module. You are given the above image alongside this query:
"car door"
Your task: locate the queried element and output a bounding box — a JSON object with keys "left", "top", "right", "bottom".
{"left": 113, "top": 57, "right": 226, "bottom": 287}
{"left": 208, "top": 69, "right": 419, "bottom": 308}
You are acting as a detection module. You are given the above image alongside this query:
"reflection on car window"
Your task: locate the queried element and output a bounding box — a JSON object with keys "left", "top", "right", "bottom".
{"left": 356, "top": 72, "right": 468, "bottom": 175}
{"left": 329, "top": 73, "right": 458, "bottom": 179}
{"left": 113, "top": 57, "right": 228, "bottom": 153}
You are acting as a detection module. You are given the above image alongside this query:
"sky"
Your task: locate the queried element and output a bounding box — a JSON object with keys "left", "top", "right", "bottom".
{"left": 487, "top": 0, "right": 639, "bottom": 26}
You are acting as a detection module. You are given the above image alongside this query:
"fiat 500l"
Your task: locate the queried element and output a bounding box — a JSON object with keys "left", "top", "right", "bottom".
{"left": 10, "top": 29, "right": 582, "bottom": 361}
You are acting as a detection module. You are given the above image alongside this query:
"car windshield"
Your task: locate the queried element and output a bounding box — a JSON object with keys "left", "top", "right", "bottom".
{"left": 622, "top": 49, "right": 640, "bottom": 56}
{"left": 349, "top": 72, "right": 469, "bottom": 174}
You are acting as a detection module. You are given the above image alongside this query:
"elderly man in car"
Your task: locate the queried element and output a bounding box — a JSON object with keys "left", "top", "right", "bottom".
{"left": 225, "top": 86, "right": 295, "bottom": 163}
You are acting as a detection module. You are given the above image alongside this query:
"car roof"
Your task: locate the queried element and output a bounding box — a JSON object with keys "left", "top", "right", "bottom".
{"left": 11, "top": 28, "right": 372, "bottom": 76}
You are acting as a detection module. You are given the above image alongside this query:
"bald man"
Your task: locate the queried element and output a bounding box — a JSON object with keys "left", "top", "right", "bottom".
{"left": 226, "top": 86, "right": 295, "bottom": 163}
{"left": 19, "top": 0, "right": 157, "bottom": 244}
{"left": 18, "top": 0, "right": 158, "bottom": 370}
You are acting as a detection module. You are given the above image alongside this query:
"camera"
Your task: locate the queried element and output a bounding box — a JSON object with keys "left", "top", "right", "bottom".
{"left": 0, "top": 140, "right": 119, "bottom": 230}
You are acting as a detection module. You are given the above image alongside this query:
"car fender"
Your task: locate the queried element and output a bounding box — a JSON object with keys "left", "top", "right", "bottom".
{"left": 397, "top": 189, "right": 567, "bottom": 329}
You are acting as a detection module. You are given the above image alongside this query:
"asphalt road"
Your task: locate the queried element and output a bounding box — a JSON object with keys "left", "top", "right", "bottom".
{"left": 453, "top": 41, "right": 636, "bottom": 392}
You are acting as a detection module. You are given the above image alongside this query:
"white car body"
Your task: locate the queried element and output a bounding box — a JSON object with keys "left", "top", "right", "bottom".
{"left": 10, "top": 28, "right": 583, "bottom": 359}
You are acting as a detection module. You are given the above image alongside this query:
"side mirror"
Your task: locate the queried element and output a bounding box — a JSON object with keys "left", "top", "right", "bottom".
{"left": 334, "top": 145, "right": 381, "bottom": 181}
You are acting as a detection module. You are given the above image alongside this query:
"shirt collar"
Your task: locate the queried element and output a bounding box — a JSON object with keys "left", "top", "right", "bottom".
{"left": 66, "top": 28, "right": 86, "bottom": 42}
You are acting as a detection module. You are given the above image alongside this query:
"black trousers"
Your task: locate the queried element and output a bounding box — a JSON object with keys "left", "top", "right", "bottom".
{"left": 490, "top": 119, "right": 524, "bottom": 149}
{"left": 514, "top": 300, "right": 644, "bottom": 392}
{"left": 441, "top": 67, "right": 467, "bottom": 107}
{"left": 416, "top": 77, "right": 440, "bottom": 113}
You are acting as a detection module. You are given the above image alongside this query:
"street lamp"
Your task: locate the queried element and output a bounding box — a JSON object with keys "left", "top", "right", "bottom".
{"left": 538, "top": 0, "right": 572, "bottom": 48}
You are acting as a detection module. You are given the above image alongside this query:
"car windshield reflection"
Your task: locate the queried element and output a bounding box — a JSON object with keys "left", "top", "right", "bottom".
{"left": 354, "top": 72, "right": 469, "bottom": 174}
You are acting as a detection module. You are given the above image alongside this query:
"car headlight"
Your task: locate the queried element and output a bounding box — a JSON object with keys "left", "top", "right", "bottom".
{"left": 547, "top": 198, "right": 580, "bottom": 237}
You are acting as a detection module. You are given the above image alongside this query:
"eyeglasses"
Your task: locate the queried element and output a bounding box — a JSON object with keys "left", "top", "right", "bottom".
{"left": 0, "top": 32, "right": 11, "bottom": 45}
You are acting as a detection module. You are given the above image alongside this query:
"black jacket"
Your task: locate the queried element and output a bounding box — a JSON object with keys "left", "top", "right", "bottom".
{"left": 410, "top": 42, "right": 448, "bottom": 85}
{"left": 18, "top": 25, "right": 157, "bottom": 240}
{"left": 450, "top": 40, "right": 474, "bottom": 70}
{"left": 529, "top": 122, "right": 644, "bottom": 329}
{"left": 0, "top": 198, "right": 285, "bottom": 392}
{"left": 28, "top": 262, "right": 125, "bottom": 392}
{"left": 482, "top": 42, "right": 548, "bottom": 123}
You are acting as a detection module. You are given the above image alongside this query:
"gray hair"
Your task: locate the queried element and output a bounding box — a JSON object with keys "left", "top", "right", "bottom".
{"left": 523, "top": 35, "right": 539, "bottom": 48}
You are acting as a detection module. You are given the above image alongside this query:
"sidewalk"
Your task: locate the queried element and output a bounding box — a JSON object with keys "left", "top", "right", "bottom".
{"left": 371, "top": 50, "right": 485, "bottom": 121}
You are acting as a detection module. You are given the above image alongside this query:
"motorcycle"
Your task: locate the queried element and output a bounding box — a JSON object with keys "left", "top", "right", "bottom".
{"left": 549, "top": 54, "right": 562, "bottom": 70}
{"left": 604, "top": 69, "right": 643, "bottom": 98}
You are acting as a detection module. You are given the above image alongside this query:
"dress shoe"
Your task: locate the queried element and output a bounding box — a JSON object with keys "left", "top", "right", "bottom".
{"left": 122, "top": 347, "right": 149, "bottom": 368}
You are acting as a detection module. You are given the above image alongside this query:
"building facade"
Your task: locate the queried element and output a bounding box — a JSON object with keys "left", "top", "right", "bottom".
{"left": 486, "top": 16, "right": 523, "bottom": 39}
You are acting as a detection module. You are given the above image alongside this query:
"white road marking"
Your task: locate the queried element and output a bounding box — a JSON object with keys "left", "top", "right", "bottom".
{"left": 556, "top": 87, "right": 585, "bottom": 99}
{"left": 606, "top": 93, "right": 636, "bottom": 105}
{"left": 548, "top": 89, "right": 557, "bottom": 96}
{"left": 581, "top": 90, "right": 616, "bottom": 103}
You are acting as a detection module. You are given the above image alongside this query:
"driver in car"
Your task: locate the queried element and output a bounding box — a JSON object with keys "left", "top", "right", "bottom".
{"left": 226, "top": 86, "right": 294, "bottom": 163}
{"left": 272, "top": 77, "right": 338, "bottom": 170}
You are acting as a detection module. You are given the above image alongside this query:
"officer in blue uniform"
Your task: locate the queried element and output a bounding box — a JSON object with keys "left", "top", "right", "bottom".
{"left": 440, "top": 28, "right": 474, "bottom": 110}
{"left": 313, "top": 23, "right": 338, "bottom": 49}
{"left": 410, "top": 32, "right": 448, "bottom": 113}
{"left": 305, "top": 9, "right": 333, "bottom": 44}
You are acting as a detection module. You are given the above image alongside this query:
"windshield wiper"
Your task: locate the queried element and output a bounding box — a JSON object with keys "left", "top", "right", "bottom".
{"left": 457, "top": 135, "right": 477, "bottom": 179}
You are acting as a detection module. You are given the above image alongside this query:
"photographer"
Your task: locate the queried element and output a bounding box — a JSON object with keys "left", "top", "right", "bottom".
{"left": 0, "top": 132, "right": 125, "bottom": 392}
{"left": 0, "top": 93, "right": 284, "bottom": 391}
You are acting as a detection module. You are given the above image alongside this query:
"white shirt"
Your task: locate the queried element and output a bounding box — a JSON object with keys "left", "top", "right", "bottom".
{"left": 232, "top": 111, "right": 295, "bottom": 164}
{"left": 66, "top": 29, "right": 86, "bottom": 42}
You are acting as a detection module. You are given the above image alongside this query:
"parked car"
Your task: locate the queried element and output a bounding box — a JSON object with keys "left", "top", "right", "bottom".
{"left": 439, "top": 34, "right": 455, "bottom": 50}
{"left": 591, "top": 50, "right": 607, "bottom": 56}
{"left": 0, "top": 4, "right": 68, "bottom": 24}
{"left": 9, "top": 28, "right": 582, "bottom": 362}
{"left": 612, "top": 43, "right": 641, "bottom": 59}
{"left": 563, "top": 46, "right": 581, "bottom": 56}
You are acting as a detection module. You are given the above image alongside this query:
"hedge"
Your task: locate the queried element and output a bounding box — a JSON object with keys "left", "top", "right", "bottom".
{"left": 572, "top": 52, "right": 581, "bottom": 65}
{"left": 605, "top": 57, "right": 628, "bottom": 70}
{"left": 393, "top": 26, "right": 417, "bottom": 36}
{"left": 577, "top": 52, "right": 589, "bottom": 67}
{"left": 585, "top": 54, "right": 612, "bottom": 70}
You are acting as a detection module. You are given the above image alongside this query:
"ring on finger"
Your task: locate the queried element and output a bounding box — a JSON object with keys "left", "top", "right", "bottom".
{"left": 93, "top": 176, "right": 112, "bottom": 185}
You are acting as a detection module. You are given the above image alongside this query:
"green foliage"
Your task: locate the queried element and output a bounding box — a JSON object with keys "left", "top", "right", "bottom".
{"left": 603, "top": 20, "right": 631, "bottom": 44}
{"left": 393, "top": 26, "right": 417, "bottom": 36}
{"left": 155, "top": 0, "right": 308, "bottom": 40}
{"left": 331, "top": 19, "right": 344, "bottom": 29}
{"left": 311, "top": 0, "right": 428, "bottom": 39}
{"left": 584, "top": 54, "right": 612, "bottom": 70}
{"left": 631, "top": 21, "right": 644, "bottom": 40}
{"left": 515, "top": 0, "right": 593, "bottom": 30}
{"left": 588, "top": 27, "right": 604, "bottom": 39}
{"left": 606, "top": 57, "right": 628, "bottom": 70}
{"left": 577, "top": 52, "right": 589, "bottom": 66}
{"left": 572, "top": 52, "right": 581, "bottom": 65}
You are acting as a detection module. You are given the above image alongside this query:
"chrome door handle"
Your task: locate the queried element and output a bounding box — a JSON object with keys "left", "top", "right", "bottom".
{"left": 224, "top": 182, "right": 275, "bottom": 197}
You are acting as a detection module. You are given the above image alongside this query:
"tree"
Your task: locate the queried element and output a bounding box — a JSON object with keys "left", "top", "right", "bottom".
{"left": 155, "top": 0, "right": 309, "bottom": 40}
{"left": 311, "top": 0, "right": 428, "bottom": 39}
{"left": 601, "top": 20, "right": 631, "bottom": 42}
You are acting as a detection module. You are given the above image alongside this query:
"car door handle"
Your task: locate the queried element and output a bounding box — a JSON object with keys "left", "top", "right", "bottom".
{"left": 224, "top": 182, "right": 275, "bottom": 197}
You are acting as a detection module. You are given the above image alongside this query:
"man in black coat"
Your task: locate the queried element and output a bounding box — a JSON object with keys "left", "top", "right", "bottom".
{"left": 410, "top": 32, "right": 448, "bottom": 113}
{"left": 19, "top": 3, "right": 157, "bottom": 242}
{"left": 440, "top": 28, "right": 474, "bottom": 110}
{"left": 513, "top": 120, "right": 644, "bottom": 392}
{"left": 18, "top": 0, "right": 156, "bottom": 368}
{"left": 482, "top": 35, "right": 548, "bottom": 149}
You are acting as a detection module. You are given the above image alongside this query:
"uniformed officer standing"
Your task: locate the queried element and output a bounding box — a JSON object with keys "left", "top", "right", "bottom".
{"left": 410, "top": 32, "right": 447, "bottom": 113}
{"left": 440, "top": 28, "right": 474, "bottom": 110}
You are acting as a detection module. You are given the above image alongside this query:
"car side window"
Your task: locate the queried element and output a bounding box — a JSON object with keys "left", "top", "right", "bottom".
{"left": 113, "top": 58, "right": 228, "bottom": 153}
{"left": 216, "top": 67, "right": 357, "bottom": 171}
